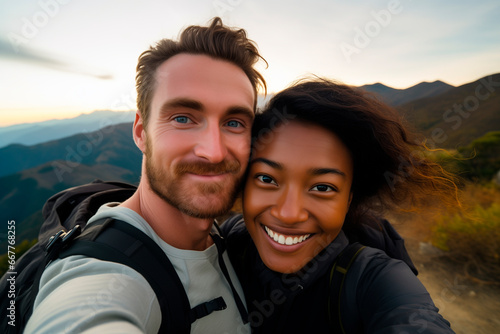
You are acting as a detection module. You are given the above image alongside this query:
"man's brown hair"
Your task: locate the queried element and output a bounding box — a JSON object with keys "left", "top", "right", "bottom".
{"left": 136, "top": 17, "right": 267, "bottom": 128}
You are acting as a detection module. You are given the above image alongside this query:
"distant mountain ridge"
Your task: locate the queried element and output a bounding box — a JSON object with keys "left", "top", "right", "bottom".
{"left": 0, "top": 110, "right": 135, "bottom": 148}
{"left": 360, "top": 80, "right": 454, "bottom": 106}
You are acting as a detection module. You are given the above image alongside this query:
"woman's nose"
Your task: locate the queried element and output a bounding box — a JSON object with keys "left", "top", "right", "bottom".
{"left": 270, "top": 187, "right": 308, "bottom": 224}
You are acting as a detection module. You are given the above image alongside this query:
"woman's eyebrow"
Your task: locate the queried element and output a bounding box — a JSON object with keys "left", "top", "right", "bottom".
{"left": 310, "top": 168, "right": 346, "bottom": 178}
{"left": 249, "top": 157, "right": 282, "bottom": 170}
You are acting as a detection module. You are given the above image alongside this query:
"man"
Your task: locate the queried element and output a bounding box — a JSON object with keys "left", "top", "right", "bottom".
{"left": 25, "top": 17, "right": 266, "bottom": 333}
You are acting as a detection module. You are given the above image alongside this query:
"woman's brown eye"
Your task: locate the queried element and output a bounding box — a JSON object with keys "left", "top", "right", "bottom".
{"left": 312, "top": 184, "right": 333, "bottom": 192}
{"left": 257, "top": 175, "right": 277, "bottom": 185}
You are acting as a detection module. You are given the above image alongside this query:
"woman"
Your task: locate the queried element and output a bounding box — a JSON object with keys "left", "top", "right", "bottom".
{"left": 223, "top": 78, "right": 458, "bottom": 333}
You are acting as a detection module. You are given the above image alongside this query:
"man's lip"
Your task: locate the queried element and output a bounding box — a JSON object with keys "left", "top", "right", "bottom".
{"left": 186, "top": 172, "right": 230, "bottom": 181}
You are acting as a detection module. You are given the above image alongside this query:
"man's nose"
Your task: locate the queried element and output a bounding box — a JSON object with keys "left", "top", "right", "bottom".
{"left": 193, "top": 124, "right": 227, "bottom": 163}
{"left": 270, "top": 186, "right": 308, "bottom": 224}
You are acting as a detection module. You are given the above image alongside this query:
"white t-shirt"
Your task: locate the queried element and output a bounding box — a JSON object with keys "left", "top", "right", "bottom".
{"left": 25, "top": 204, "right": 250, "bottom": 334}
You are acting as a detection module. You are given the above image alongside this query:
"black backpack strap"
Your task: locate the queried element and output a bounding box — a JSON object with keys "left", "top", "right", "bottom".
{"left": 18, "top": 225, "right": 84, "bottom": 332}
{"left": 210, "top": 229, "right": 249, "bottom": 324}
{"left": 328, "top": 242, "right": 366, "bottom": 334}
{"left": 189, "top": 296, "right": 227, "bottom": 323}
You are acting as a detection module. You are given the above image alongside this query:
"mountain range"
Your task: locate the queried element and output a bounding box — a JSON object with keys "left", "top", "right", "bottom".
{"left": 0, "top": 110, "right": 135, "bottom": 148}
{"left": 1, "top": 73, "right": 499, "bottom": 249}
{"left": 361, "top": 73, "right": 500, "bottom": 147}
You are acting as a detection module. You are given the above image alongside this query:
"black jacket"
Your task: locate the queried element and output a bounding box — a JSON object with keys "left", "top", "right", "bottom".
{"left": 222, "top": 215, "right": 455, "bottom": 334}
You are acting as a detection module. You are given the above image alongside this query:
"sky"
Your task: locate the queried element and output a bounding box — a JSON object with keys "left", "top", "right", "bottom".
{"left": 0, "top": 0, "right": 499, "bottom": 127}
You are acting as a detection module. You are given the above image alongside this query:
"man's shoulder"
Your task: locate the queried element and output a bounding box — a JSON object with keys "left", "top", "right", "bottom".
{"left": 41, "top": 254, "right": 149, "bottom": 286}
{"left": 27, "top": 254, "right": 160, "bottom": 333}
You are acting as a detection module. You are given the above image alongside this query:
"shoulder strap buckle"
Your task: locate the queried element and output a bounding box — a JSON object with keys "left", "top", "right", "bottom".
{"left": 189, "top": 296, "right": 227, "bottom": 323}
{"left": 45, "top": 225, "right": 82, "bottom": 253}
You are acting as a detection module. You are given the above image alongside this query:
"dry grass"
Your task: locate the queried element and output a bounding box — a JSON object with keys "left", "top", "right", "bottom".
{"left": 430, "top": 182, "right": 500, "bottom": 283}
{"left": 391, "top": 181, "right": 500, "bottom": 284}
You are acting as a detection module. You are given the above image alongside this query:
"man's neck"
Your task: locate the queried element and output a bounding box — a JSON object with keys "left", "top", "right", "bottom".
{"left": 120, "top": 183, "right": 214, "bottom": 251}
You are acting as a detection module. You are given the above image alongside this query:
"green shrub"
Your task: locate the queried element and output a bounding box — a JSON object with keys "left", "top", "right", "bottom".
{"left": 431, "top": 202, "right": 500, "bottom": 282}
{"left": 458, "top": 131, "right": 500, "bottom": 181}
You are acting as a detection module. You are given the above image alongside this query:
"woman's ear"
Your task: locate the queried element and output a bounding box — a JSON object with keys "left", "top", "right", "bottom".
{"left": 133, "top": 111, "right": 146, "bottom": 153}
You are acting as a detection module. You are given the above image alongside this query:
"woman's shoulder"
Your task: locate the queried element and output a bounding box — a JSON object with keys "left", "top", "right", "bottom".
{"left": 351, "top": 246, "right": 417, "bottom": 283}
{"left": 340, "top": 247, "right": 453, "bottom": 333}
{"left": 219, "top": 213, "right": 248, "bottom": 238}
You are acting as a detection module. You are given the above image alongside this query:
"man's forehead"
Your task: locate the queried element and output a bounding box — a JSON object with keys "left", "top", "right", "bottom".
{"left": 150, "top": 54, "right": 255, "bottom": 116}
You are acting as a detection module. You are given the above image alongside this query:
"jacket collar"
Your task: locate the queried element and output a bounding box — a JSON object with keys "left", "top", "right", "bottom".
{"left": 255, "top": 231, "right": 350, "bottom": 294}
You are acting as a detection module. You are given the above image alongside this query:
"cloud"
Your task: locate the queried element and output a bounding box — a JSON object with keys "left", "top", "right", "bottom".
{"left": 0, "top": 37, "right": 113, "bottom": 79}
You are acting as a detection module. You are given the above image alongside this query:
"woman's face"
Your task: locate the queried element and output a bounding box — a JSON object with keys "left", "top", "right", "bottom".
{"left": 243, "top": 121, "right": 353, "bottom": 273}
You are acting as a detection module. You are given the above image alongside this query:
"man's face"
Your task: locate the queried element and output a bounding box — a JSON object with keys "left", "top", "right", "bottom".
{"left": 136, "top": 54, "right": 255, "bottom": 218}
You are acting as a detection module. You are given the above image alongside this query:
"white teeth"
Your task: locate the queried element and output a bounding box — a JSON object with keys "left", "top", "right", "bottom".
{"left": 264, "top": 226, "right": 311, "bottom": 246}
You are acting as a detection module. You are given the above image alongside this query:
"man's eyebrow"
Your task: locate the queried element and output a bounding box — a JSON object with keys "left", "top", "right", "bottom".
{"left": 227, "top": 106, "right": 255, "bottom": 121}
{"left": 249, "top": 157, "right": 282, "bottom": 169}
{"left": 310, "top": 168, "right": 346, "bottom": 178}
{"left": 160, "top": 98, "right": 203, "bottom": 113}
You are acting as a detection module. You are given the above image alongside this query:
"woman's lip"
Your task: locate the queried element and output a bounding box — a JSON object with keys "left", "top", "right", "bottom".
{"left": 260, "top": 224, "right": 313, "bottom": 251}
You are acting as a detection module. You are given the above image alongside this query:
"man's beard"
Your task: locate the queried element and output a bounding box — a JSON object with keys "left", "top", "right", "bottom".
{"left": 144, "top": 140, "right": 243, "bottom": 219}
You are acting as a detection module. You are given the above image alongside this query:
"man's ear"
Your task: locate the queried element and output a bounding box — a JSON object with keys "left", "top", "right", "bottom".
{"left": 133, "top": 111, "right": 146, "bottom": 153}
{"left": 348, "top": 192, "right": 353, "bottom": 208}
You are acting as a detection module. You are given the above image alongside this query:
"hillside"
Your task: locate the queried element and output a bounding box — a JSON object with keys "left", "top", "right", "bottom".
{"left": 0, "top": 122, "right": 139, "bottom": 178}
{"left": 397, "top": 73, "right": 500, "bottom": 148}
{"left": 0, "top": 162, "right": 139, "bottom": 249}
{"left": 0, "top": 122, "right": 141, "bottom": 250}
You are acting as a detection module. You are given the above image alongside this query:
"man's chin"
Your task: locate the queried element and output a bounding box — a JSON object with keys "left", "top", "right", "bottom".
{"left": 179, "top": 194, "right": 236, "bottom": 219}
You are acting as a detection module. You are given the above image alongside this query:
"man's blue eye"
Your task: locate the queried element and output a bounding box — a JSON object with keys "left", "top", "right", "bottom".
{"left": 174, "top": 116, "right": 189, "bottom": 123}
{"left": 227, "top": 120, "right": 241, "bottom": 128}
